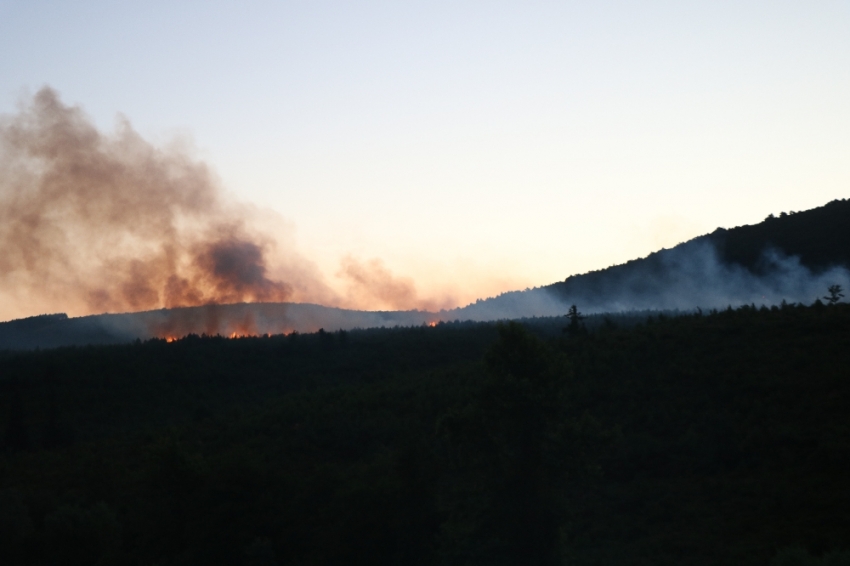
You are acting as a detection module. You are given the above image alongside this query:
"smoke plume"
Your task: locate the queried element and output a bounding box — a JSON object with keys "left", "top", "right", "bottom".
{"left": 4, "top": 87, "right": 844, "bottom": 343}
{"left": 0, "top": 87, "right": 298, "bottom": 319}
{"left": 338, "top": 256, "right": 454, "bottom": 312}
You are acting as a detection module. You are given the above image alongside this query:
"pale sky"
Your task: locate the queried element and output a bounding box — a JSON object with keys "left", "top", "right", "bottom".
{"left": 2, "top": 1, "right": 849, "bottom": 313}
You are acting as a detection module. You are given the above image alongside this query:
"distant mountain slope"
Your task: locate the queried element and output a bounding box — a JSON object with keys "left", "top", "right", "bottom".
{"left": 454, "top": 199, "right": 850, "bottom": 319}
{"left": 708, "top": 198, "right": 850, "bottom": 272}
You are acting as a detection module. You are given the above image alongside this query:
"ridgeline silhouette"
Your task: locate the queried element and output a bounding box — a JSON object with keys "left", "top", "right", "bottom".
{"left": 456, "top": 198, "right": 850, "bottom": 320}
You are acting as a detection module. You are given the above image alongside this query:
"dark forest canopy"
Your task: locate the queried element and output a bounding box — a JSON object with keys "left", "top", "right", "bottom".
{"left": 2, "top": 302, "right": 850, "bottom": 565}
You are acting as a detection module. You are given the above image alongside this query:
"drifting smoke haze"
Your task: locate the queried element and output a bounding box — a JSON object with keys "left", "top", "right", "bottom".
{"left": 337, "top": 256, "right": 455, "bottom": 312}
{"left": 596, "top": 241, "right": 850, "bottom": 312}
{"left": 455, "top": 240, "right": 850, "bottom": 321}
{"left": 563, "top": 240, "right": 850, "bottom": 313}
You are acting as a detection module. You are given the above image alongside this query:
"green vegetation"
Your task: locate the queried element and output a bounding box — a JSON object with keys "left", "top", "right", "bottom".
{"left": 2, "top": 303, "right": 850, "bottom": 565}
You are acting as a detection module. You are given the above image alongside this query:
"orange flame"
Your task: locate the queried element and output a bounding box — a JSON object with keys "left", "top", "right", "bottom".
{"left": 145, "top": 304, "right": 295, "bottom": 341}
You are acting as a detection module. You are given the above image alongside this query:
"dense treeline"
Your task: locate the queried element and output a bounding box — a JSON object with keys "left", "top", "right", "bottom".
{"left": 2, "top": 304, "right": 850, "bottom": 565}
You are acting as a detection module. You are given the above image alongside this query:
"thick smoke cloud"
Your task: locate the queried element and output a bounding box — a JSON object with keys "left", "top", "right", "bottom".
{"left": 0, "top": 87, "right": 297, "bottom": 318}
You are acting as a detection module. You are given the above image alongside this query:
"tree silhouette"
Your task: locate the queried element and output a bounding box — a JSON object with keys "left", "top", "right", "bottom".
{"left": 43, "top": 382, "right": 74, "bottom": 449}
{"left": 3, "top": 382, "right": 29, "bottom": 453}
{"left": 824, "top": 284, "right": 844, "bottom": 305}
{"left": 437, "top": 323, "right": 571, "bottom": 566}
{"left": 564, "top": 304, "right": 586, "bottom": 336}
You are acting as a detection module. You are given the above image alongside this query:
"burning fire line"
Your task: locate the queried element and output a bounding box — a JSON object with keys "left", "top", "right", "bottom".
{"left": 160, "top": 328, "right": 296, "bottom": 343}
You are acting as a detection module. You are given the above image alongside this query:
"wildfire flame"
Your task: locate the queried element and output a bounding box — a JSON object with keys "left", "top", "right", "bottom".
{"left": 151, "top": 308, "right": 295, "bottom": 342}
{"left": 228, "top": 332, "right": 256, "bottom": 339}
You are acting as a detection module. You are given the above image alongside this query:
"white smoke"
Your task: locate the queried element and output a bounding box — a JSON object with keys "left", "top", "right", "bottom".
{"left": 450, "top": 240, "right": 850, "bottom": 320}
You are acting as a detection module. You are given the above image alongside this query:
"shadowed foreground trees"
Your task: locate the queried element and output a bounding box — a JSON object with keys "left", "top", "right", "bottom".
{"left": 436, "top": 323, "right": 594, "bottom": 565}
{"left": 3, "top": 381, "right": 29, "bottom": 453}
{"left": 1, "top": 305, "right": 850, "bottom": 564}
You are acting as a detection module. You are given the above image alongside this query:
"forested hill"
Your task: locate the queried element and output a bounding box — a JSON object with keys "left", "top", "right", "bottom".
{"left": 452, "top": 198, "right": 850, "bottom": 320}
{"left": 705, "top": 198, "right": 850, "bottom": 273}
{"left": 545, "top": 198, "right": 850, "bottom": 300}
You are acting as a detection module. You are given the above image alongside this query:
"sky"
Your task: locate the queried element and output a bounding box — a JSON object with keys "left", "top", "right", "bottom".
{"left": 1, "top": 1, "right": 849, "bottom": 317}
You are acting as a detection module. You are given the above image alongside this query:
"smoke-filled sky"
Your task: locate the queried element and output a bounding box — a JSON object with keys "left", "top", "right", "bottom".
{"left": 1, "top": 1, "right": 848, "bottom": 320}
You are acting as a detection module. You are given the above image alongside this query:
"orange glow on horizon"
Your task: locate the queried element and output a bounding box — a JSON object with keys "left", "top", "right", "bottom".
{"left": 156, "top": 327, "right": 297, "bottom": 341}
